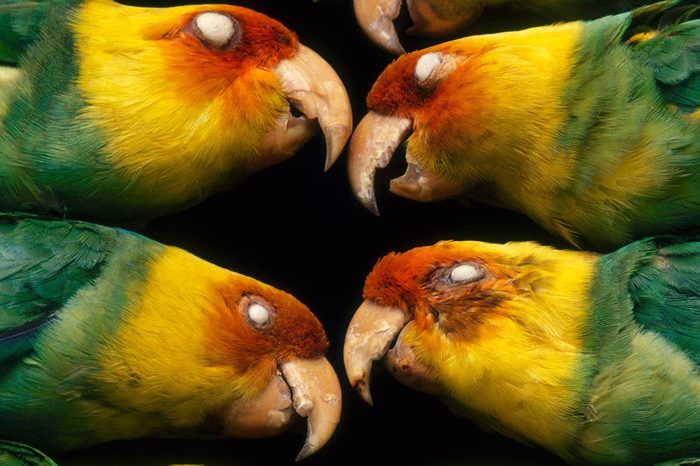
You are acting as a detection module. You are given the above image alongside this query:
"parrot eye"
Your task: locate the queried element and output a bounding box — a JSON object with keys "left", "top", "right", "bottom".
{"left": 192, "top": 12, "right": 240, "bottom": 50}
{"left": 414, "top": 52, "right": 461, "bottom": 89}
{"left": 447, "top": 263, "right": 484, "bottom": 284}
{"left": 240, "top": 296, "right": 275, "bottom": 330}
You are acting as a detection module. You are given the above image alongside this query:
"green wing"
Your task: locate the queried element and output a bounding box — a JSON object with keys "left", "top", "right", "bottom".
{"left": 0, "top": 1, "right": 55, "bottom": 64}
{"left": 0, "top": 440, "right": 57, "bottom": 466}
{"left": 0, "top": 0, "right": 81, "bottom": 64}
{"left": 622, "top": 236, "right": 700, "bottom": 360}
{"left": 627, "top": 1, "right": 700, "bottom": 112}
{"left": 0, "top": 214, "right": 113, "bottom": 363}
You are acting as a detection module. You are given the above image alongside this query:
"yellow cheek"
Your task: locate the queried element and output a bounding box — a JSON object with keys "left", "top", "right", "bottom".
{"left": 94, "top": 247, "right": 265, "bottom": 427}
{"left": 409, "top": 243, "right": 598, "bottom": 452}
{"left": 411, "top": 23, "right": 584, "bottom": 219}
{"left": 72, "top": 0, "right": 286, "bottom": 206}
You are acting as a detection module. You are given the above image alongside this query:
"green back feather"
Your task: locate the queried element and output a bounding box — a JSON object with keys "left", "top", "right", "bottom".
{"left": 0, "top": 214, "right": 112, "bottom": 363}
{"left": 628, "top": 1, "right": 700, "bottom": 112}
{"left": 575, "top": 236, "right": 700, "bottom": 463}
{"left": 0, "top": 0, "right": 151, "bottom": 222}
{"left": 628, "top": 237, "right": 700, "bottom": 357}
{"left": 0, "top": 1, "right": 52, "bottom": 64}
{"left": 0, "top": 215, "right": 162, "bottom": 452}
{"left": 0, "top": 0, "right": 79, "bottom": 63}
{"left": 546, "top": 2, "right": 700, "bottom": 249}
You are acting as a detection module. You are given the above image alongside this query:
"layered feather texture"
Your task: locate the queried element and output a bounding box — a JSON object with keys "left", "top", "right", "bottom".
{"left": 361, "top": 1, "right": 700, "bottom": 250}
{"left": 0, "top": 0, "right": 307, "bottom": 222}
{"left": 0, "top": 214, "right": 329, "bottom": 453}
{"left": 358, "top": 237, "right": 700, "bottom": 464}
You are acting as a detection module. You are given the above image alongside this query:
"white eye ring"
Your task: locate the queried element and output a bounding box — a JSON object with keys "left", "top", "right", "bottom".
{"left": 247, "top": 302, "right": 272, "bottom": 328}
{"left": 195, "top": 12, "right": 237, "bottom": 49}
{"left": 415, "top": 52, "right": 444, "bottom": 85}
{"left": 414, "top": 52, "right": 461, "bottom": 88}
{"left": 448, "top": 263, "right": 484, "bottom": 284}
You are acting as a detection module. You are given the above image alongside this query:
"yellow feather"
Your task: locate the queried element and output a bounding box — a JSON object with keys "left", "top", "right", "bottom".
{"left": 407, "top": 241, "right": 599, "bottom": 451}
{"left": 405, "top": 23, "right": 600, "bottom": 241}
{"left": 94, "top": 246, "right": 270, "bottom": 428}
{"left": 72, "top": 0, "right": 287, "bottom": 207}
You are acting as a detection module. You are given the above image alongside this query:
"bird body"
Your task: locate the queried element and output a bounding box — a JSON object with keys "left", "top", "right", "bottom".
{"left": 0, "top": 0, "right": 350, "bottom": 222}
{"left": 345, "top": 237, "right": 700, "bottom": 464}
{"left": 0, "top": 215, "right": 341, "bottom": 459}
{"left": 350, "top": 1, "right": 700, "bottom": 250}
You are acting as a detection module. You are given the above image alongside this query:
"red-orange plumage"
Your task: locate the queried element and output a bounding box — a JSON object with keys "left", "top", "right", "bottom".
{"left": 363, "top": 243, "right": 517, "bottom": 340}
{"left": 205, "top": 279, "right": 328, "bottom": 383}
{"left": 366, "top": 44, "right": 496, "bottom": 153}
{"left": 152, "top": 7, "right": 298, "bottom": 106}
{"left": 366, "top": 53, "right": 427, "bottom": 116}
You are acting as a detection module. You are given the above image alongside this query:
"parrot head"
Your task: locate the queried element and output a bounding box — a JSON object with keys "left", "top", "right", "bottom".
{"left": 70, "top": 0, "right": 352, "bottom": 205}
{"left": 354, "top": 0, "right": 490, "bottom": 54}
{"left": 343, "top": 240, "right": 599, "bottom": 449}
{"left": 89, "top": 248, "right": 341, "bottom": 461}
{"left": 348, "top": 25, "right": 577, "bottom": 214}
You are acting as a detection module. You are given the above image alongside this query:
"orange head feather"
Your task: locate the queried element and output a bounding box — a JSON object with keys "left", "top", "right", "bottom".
{"left": 365, "top": 41, "right": 499, "bottom": 174}
{"left": 206, "top": 277, "right": 329, "bottom": 386}
{"left": 363, "top": 242, "right": 518, "bottom": 338}
{"left": 153, "top": 6, "right": 298, "bottom": 106}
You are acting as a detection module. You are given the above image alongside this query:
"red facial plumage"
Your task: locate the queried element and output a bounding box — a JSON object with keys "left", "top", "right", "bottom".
{"left": 363, "top": 243, "right": 517, "bottom": 338}
{"left": 153, "top": 7, "right": 299, "bottom": 106}
{"left": 205, "top": 279, "right": 329, "bottom": 379}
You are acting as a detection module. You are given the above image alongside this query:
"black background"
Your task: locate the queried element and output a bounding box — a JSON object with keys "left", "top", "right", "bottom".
{"left": 61, "top": 1, "right": 571, "bottom": 464}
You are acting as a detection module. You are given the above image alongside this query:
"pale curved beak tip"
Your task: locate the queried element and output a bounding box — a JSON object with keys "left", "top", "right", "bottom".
{"left": 343, "top": 300, "right": 408, "bottom": 409}
{"left": 281, "top": 357, "right": 342, "bottom": 462}
{"left": 295, "top": 444, "right": 314, "bottom": 462}
{"left": 273, "top": 45, "right": 352, "bottom": 172}
{"left": 347, "top": 112, "right": 413, "bottom": 215}
{"left": 354, "top": 380, "right": 375, "bottom": 406}
{"left": 361, "top": 195, "right": 381, "bottom": 217}
{"left": 324, "top": 124, "right": 352, "bottom": 172}
{"left": 354, "top": 0, "right": 406, "bottom": 55}
{"left": 384, "top": 37, "right": 407, "bottom": 56}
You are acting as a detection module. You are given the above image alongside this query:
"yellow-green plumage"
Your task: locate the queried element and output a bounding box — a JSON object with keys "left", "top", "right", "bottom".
{"left": 358, "top": 1, "right": 700, "bottom": 250}
{"left": 347, "top": 236, "right": 700, "bottom": 464}
{"left": 0, "top": 0, "right": 348, "bottom": 222}
{"left": 0, "top": 214, "right": 334, "bottom": 457}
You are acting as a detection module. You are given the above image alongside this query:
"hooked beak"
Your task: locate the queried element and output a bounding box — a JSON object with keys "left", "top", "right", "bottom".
{"left": 348, "top": 111, "right": 466, "bottom": 214}
{"left": 224, "top": 357, "right": 341, "bottom": 461}
{"left": 353, "top": 0, "right": 405, "bottom": 55}
{"left": 354, "top": 0, "right": 479, "bottom": 54}
{"left": 344, "top": 300, "right": 439, "bottom": 404}
{"left": 264, "top": 44, "right": 353, "bottom": 173}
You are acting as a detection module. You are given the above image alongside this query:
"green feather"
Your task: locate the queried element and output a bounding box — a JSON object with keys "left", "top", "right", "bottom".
{"left": 0, "top": 214, "right": 162, "bottom": 452}
{"left": 0, "top": 214, "right": 111, "bottom": 363}
{"left": 575, "top": 235, "right": 700, "bottom": 463}
{"left": 629, "top": 237, "right": 700, "bottom": 356}
{"left": 629, "top": 3, "right": 700, "bottom": 112}
{"left": 542, "top": 2, "right": 700, "bottom": 249}
{"left": 0, "top": 1, "right": 51, "bottom": 64}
